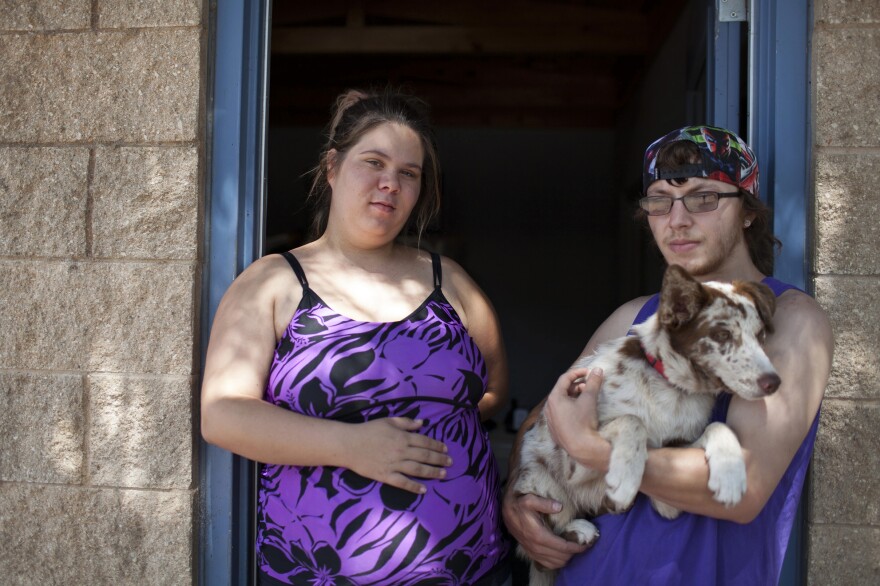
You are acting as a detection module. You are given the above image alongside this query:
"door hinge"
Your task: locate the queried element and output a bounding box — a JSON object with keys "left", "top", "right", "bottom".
{"left": 717, "top": 0, "right": 748, "bottom": 22}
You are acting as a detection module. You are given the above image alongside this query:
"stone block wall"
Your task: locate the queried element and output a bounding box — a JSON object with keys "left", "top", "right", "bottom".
{"left": 0, "top": 1, "right": 204, "bottom": 584}
{"left": 811, "top": 1, "right": 880, "bottom": 583}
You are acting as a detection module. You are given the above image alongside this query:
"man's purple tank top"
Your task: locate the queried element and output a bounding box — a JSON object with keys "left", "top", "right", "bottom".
{"left": 557, "top": 277, "right": 821, "bottom": 586}
{"left": 256, "top": 252, "right": 509, "bottom": 585}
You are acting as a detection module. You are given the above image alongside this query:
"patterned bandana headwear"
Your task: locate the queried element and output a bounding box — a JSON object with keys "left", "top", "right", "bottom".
{"left": 642, "top": 125, "right": 759, "bottom": 196}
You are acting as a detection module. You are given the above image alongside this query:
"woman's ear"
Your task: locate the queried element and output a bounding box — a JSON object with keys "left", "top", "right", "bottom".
{"left": 326, "top": 149, "right": 339, "bottom": 188}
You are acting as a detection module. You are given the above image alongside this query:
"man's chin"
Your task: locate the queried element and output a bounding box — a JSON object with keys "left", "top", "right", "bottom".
{"left": 663, "top": 256, "right": 714, "bottom": 277}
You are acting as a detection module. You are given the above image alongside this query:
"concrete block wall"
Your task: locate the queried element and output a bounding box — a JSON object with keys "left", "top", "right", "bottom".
{"left": 811, "top": 1, "right": 880, "bottom": 583}
{"left": 0, "top": 1, "right": 204, "bottom": 584}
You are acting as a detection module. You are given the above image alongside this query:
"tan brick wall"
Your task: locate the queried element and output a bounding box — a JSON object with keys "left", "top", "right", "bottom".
{"left": 811, "top": 1, "right": 880, "bottom": 584}
{"left": 0, "top": 1, "right": 204, "bottom": 584}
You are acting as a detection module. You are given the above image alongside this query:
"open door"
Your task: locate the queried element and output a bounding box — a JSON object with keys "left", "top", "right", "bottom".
{"left": 265, "top": 0, "right": 701, "bottom": 429}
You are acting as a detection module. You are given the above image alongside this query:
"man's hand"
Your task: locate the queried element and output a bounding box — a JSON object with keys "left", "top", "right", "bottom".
{"left": 502, "top": 491, "right": 589, "bottom": 569}
{"left": 545, "top": 367, "right": 610, "bottom": 472}
{"left": 502, "top": 368, "right": 607, "bottom": 569}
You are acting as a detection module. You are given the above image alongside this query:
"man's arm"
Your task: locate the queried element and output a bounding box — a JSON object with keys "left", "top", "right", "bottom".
{"left": 640, "top": 290, "right": 832, "bottom": 521}
{"left": 501, "top": 297, "right": 647, "bottom": 568}
{"left": 502, "top": 372, "right": 598, "bottom": 569}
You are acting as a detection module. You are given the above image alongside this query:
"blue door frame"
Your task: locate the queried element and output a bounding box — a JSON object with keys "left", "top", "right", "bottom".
{"left": 749, "top": 0, "right": 812, "bottom": 293}
{"left": 201, "top": 1, "right": 812, "bottom": 583}
{"left": 750, "top": 2, "right": 813, "bottom": 583}
{"left": 709, "top": 0, "right": 811, "bottom": 292}
{"left": 710, "top": 1, "right": 812, "bottom": 584}
{"left": 200, "top": 1, "right": 271, "bottom": 585}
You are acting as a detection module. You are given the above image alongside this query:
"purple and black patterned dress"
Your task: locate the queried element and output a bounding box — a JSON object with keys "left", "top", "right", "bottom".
{"left": 256, "top": 252, "right": 510, "bottom": 586}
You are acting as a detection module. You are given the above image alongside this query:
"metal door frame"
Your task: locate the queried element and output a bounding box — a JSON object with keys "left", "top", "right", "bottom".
{"left": 710, "top": 0, "right": 811, "bottom": 291}
{"left": 200, "top": 1, "right": 271, "bottom": 584}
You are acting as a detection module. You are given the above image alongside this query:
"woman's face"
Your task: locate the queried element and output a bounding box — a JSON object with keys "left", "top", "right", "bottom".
{"left": 326, "top": 122, "right": 424, "bottom": 246}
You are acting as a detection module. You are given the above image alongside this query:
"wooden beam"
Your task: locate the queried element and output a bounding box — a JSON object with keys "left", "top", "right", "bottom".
{"left": 269, "top": 98, "right": 618, "bottom": 128}
{"left": 373, "top": 0, "right": 645, "bottom": 28}
{"left": 268, "top": 70, "right": 623, "bottom": 128}
{"left": 272, "top": 25, "right": 649, "bottom": 55}
{"left": 272, "top": 0, "right": 648, "bottom": 28}
{"left": 271, "top": 0, "right": 351, "bottom": 26}
{"left": 268, "top": 55, "right": 622, "bottom": 95}
{"left": 265, "top": 2, "right": 671, "bottom": 129}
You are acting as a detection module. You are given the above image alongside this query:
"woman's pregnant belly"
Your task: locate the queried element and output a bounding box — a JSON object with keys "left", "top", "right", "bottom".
{"left": 256, "top": 407, "right": 507, "bottom": 585}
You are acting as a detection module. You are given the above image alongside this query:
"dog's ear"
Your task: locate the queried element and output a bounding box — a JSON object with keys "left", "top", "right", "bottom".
{"left": 734, "top": 281, "right": 777, "bottom": 334}
{"left": 658, "top": 265, "right": 707, "bottom": 329}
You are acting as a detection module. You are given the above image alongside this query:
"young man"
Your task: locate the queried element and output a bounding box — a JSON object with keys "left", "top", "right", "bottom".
{"left": 503, "top": 126, "right": 833, "bottom": 584}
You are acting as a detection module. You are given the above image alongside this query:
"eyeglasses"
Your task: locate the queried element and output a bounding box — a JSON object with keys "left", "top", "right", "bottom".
{"left": 638, "top": 191, "right": 742, "bottom": 216}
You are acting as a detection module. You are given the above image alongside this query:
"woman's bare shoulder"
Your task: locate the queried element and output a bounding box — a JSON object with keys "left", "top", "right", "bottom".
{"left": 230, "top": 253, "right": 299, "bottom": 292}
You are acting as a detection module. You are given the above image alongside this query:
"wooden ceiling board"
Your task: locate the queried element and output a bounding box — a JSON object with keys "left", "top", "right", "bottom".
{"left": 268, "top": 0, "right": 688, "bottom": 128}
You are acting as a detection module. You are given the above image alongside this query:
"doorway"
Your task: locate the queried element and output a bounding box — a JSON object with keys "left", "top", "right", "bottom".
{"left": 202, "top": 1, "right": 814, "bottom": 584}
{"left": 264, "top": 0, "right": 703, "bottom": 442}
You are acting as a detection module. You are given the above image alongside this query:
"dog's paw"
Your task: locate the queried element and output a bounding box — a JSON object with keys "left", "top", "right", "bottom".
{"left": 706, "top": 450, "right": 747, "bottom": 506}
{"left": 650, "top": 498, "right": 681, "bottom": 520}
{"left": 561, "top": 519, "right": 600, "bottom": 547}
{"left": 605, "top": 463, "right": 641, "bottom": 510}
{"left": 699, "top": 422, "right": 747, "bottom": 506}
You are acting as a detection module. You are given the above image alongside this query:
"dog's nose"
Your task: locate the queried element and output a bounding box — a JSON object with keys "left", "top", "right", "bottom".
{"left": 758, "top": 373, "right": 781, "bottom": 394}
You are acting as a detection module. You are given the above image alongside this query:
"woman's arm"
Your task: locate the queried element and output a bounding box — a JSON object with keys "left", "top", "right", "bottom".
{"left": 200, "top": 255, "right": 452, "bottom": 494}
{"left": 441, "top": 256, "right": 509, "bottom": 421}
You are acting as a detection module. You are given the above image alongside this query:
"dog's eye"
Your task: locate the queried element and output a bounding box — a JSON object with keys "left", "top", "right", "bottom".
{"left": 711, "top": 329, "right": 732, "bottom": 343}
{"left": 756, "top": 328, "right": 766, "bottom": 343}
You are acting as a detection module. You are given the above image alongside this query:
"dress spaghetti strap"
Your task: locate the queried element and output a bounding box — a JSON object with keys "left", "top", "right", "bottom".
{"left": 279, "top": 251, "right": 318, "bottom": 309}
{"left": 430, "top": 252, "right": 442, "bottom": 289}
{"left": 280, "top": 251, "right": 308, "bottom": 288}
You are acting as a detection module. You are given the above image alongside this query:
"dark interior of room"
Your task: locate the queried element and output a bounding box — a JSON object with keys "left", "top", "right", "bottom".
{"left": 264, "top": 0, "right": 707, "bottom": 476}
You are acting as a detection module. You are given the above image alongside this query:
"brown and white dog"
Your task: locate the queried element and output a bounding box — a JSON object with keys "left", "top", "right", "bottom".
{"left": 513, "top": 264, "right": 780, "bottom": 586}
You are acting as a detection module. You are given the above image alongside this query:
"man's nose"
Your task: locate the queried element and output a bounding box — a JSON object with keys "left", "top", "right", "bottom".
{"left": 667, "top": 198, "right": 693, "bottom": 227}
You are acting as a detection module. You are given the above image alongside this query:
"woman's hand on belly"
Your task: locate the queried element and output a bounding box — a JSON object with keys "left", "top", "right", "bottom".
{"left": 341, "top": 417, "right": 453, "bottom": 494}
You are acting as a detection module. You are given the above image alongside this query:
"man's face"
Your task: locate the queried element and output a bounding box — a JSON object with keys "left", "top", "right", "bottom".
{"left": 645, "top": 177, "right": 747, "bottom": 279}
